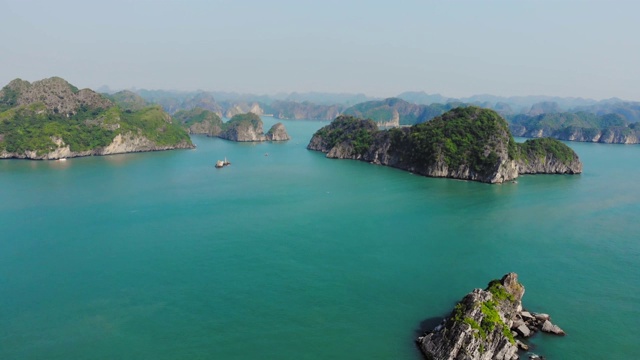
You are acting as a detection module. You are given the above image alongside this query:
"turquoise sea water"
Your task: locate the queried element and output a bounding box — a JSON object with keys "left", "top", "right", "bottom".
{"left": 1, "top": 118, "right": 639, "bottom": 359}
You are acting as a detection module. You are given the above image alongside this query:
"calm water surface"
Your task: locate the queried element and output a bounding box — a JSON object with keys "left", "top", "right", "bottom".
{"left": 1, "top": 118, "right": 639, "bottom": 359}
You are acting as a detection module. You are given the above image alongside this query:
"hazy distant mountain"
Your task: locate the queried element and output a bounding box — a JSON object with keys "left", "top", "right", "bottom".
{"left": 136, "top": 89, "right": 223, "bottom": 116}
{"left": 507, "top": 112, "right": 639, "bottom": 144}
{"left": 343, "top": 98, "right": 460, "bottom": 126}
{"left": 397, "top": 92, "right": 615, "bottom": 114}
{"left": 283, "top": 92, "right": 376, "bottom": 106}
{"left": 105, "top": 90, "right": 150, "bottom": 111}
{"left": 527, "top": 102, "right": 562, "bottom": 116}
{"left": 571, "top": 102, "right": 640, "bottom": 123}
{"left": 396, "top": 91, "right": 450, "bottom": 105}
{"left": 264, "top": 101, "right": 345, "bottom": 120}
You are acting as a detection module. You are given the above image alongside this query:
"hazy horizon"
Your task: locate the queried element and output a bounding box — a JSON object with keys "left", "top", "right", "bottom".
{"left": 2, "top": 0, "right": 639, "bottom": 101}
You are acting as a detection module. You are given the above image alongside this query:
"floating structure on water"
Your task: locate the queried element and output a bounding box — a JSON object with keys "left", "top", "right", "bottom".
{"left": 215, "top": 157, "right": 231, "bottom": 168}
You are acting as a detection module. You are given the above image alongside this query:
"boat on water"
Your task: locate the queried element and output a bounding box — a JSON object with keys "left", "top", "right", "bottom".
{"left": 215, "top": 157, "right": 231, "bottom": 168}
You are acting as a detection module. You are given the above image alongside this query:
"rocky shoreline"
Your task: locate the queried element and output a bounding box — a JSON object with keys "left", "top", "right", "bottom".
{"left": 0, "top": 133, "right": 195, "bottom": 160}
{"left": 417, "top": 273, "right": 565, "bottom": 360}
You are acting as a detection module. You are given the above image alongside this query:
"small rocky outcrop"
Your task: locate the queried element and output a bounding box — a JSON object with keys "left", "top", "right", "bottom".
{"left": 265, "top": 122, "right": 290, "bottom": 141}
{"left": 214, "top": 113, "right": 290, "bottom": 142}
{"left": 417, "top": 273, "right": 565, "bottom": 360}
{"left": 308, "top": 108, "right": 582, "bottom": 184}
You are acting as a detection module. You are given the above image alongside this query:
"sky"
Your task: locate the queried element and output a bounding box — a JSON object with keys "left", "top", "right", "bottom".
{"left": 1, "top": 0, "right": 638, "bottom": 100}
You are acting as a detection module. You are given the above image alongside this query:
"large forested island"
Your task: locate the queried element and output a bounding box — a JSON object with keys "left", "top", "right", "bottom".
{"left": 0, "top": 77, "right": 194, "bottom": 160}
{"left": 307, "top": 107, "right": 582, "bottom": 184}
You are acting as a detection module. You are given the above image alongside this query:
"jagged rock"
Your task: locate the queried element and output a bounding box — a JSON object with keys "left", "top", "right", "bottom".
{"left": 534, "top": 313, "right": 550, "bottom": 321}
{"left": 1, "top": 77, "right": 112, "bottom": 116}
{"left": 510, "top": 319, "right": 525, "bottom": 330}
{"left": 416, "top": 273, "right": 566, "bottom": 360}
{"left": 265, "top": 122, "right": 290, "bottom": 141}
{"left": 417, "top": 273, "right": 524, "bottom": 360}
{"left": 224, "top": 102, "right": 264, "bottom": 118}
{"left": 215, "top": 113, "right": 289, "bottom": 142}
{"left": 516, "top": 340, "right": 529, "bottom": 351}
{"left": 529, "top": 354, "right": 546, "bottom": 360}
{"left": 541, "top": 320, "right": 566, "bottom": 336}
{"left": 515, "top": 324, "right": 531, "bottom": 338}
{"left": 521, "top": 311, "right": 535, "bottom": 321}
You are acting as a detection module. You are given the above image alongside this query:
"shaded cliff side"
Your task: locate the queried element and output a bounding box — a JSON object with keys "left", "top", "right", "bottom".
{"left": 307, "top": 107, "right": 582, "bottom": 184}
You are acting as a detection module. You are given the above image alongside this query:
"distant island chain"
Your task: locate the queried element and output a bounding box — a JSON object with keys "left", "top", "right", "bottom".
{"left": 1, "top": 76, "right": 585, "bottom": 185}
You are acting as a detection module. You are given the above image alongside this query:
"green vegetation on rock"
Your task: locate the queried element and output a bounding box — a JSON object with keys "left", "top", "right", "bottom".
{"left": 120, "top": 106, "right": 191, "bottom": 146}
{"left": 390, "top": 107, "right": 515, "bottom": 175}
{"left": 486, "top": 280, "right": 516, "bottom": 302}
{"left": 0, "top": 77, "right": 193, "bottom": 157}
{"left": 172, "top": 107, "right": 222, "bottom": 128}
{"left": 0, "top": 103, "right": 114, "bottom": 154}
{"left": 105, "top": 90, "right": 150, "bottom": 111}
{"left": 224, "top": 112, "right": 262, "bottom": 128}
{"left": 309, "top": 106, "right": 582, "bottom": 183}
{"left": 517, "top": 137, "right": 578, "bottom": 165}
{"left": 310, "top": 115, "right": 377, "bottom": 155}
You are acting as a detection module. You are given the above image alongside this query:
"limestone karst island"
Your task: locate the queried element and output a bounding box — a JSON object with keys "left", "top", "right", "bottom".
{"left": 307, "top": 107, "right": 583, "bottom": 184}
{"left": 0, "top": 77, "right": 291, "bottom": 160}
{"left": 0, "top": 77, "right": 194, "bottom": 159}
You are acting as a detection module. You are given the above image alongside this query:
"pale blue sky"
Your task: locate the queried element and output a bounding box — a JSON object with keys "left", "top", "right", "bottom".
{"left": 1, "top": 0, "right": 638, "bottom": 99}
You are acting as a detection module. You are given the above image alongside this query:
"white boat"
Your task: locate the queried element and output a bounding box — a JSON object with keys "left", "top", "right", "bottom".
{"left": 215, "top": 157, "right": 231, "bottom": 168}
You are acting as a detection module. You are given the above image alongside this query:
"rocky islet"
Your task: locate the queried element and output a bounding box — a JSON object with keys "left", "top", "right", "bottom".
{"left": 417, "top": 273, "right": 565, "bottom": 360}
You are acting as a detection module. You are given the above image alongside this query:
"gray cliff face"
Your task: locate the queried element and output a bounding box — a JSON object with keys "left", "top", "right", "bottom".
{"left": 218, "top": 120, "right": 265, "bottom": 141}
{"left": 417, "top": 274, "right": 524, "bottom": 360}
{"left": 188, "top": 121, "right": 221, "bottom": 135}
{"left": 224, "top": 103, "right": 264, "bottom": 118}
{"left": 264, "top": 123, "right": 291, "bottom": 141}
{"left": 0, "top": 133, "right": 194, "bottom": 160}
{"left": 517, "top": 154, "right": 583, "bottom": 174}
{"left": 364, "top": 131, "right": 518, "bottom": 184}
{"left": 4, "top": 77, "right": 112, "bottom": 115}
{"left": 215, "top": 115, "right": 290, "bottom": 142}
{"left": 308, "top": 126, "right": 520, "bottom": 184}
